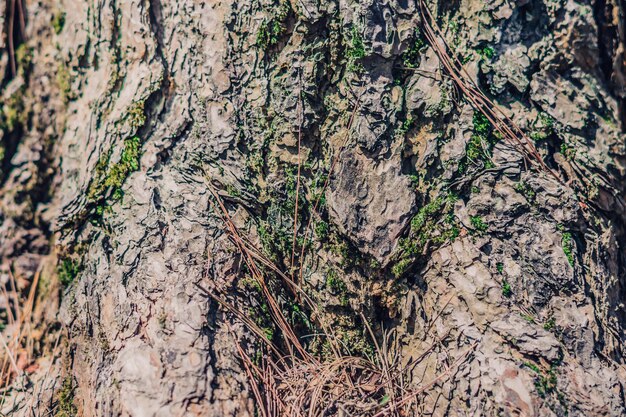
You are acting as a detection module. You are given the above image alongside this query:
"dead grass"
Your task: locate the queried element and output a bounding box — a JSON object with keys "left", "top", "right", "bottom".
{"left": 0, "top": 264, "right": 40, "bottom": 395}
{"left": 417, "top": 0, "right": 561, "bottom": 183}
{"left": 201, "top": 182, "right": 477, "bottom": 417}
{"left": 0, "top": 259, "right": 65, "bottom": 415}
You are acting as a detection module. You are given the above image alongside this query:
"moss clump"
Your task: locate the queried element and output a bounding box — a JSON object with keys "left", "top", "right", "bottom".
{"left": 560, "top": 143, "right": 577, "bottom": 161}
{"left": 477, "top": 45, "right": 495, "bottom": 60}
{"left": 105, "top": 136, "right": 141, "bottom": 189}
{"left": 458, "top": 112, "right": 499, "bottom": 173}
{"left": 530, "top": 112, "right": 555, "bottom": 141}
{"left": 346, "top": 26, "right": 366, "bottom": 73}
{"left": 561, "top": 231, "right": 574, "bottom": 266}
{"left": 514, "top": 181, "right": 536, "bottom": 202}
{"left": 501, "top": 279, "right": 512, "bottom": 297}
{"left": 543, "top": 317, "right": 556, "bottom": 331}
{"left": 57, "top": 63, "right": 72, "bottom": 103}
{"left": 314, "top": 220, "right": 329, "bottom": 240}
{"left": 401, "top": 28, "right": 426, "bottom": 69}
{"left": 1, "top": 90, "right": 26, "bottom": 131}
{"left": 524, "top": 363, "right": 558, "bottom": 398}
{"left": 16, "top": 44, "right": 33, "bottom": 76}
{"left": 88, "top": 136, "right": 142, "bottom": 209}
{"left": 57, "top": 258, "right": 80, "bottom": 287}
{"left": 470, "top": 215, "right": 488, "bottom": 234}
{"left": 391, "top": 258, "right": 412, "bottom": 278}
{"left": 392, "top": 193, "right": 459, "bottom": 278}
{"left": 127, "top": 100, "right": 146, "bottom": 130}
{"left": 325, "top": 269, "right": 349, "bottom": 306}
{"left": 256, "top": 1, "right": 291, "bottom": 49}
{"left": 52, "top": 12, "right": 66, "bottom": 34}
{"left": 55, "top": 376, "right": 77, "bottom": 417}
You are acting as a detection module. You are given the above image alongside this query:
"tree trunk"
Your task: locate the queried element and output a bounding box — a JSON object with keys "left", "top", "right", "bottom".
{"left": 1, "top": 0, "right": 625, "bottom": 416}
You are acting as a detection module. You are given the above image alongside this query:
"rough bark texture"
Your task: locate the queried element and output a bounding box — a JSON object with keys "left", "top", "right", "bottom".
{"left": 1, "top": 0, "right": 626, "bottom": 416}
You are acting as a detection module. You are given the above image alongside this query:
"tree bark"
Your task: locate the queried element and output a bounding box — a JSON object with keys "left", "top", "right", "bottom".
{"left": 1, "top": 0, "right": 625, "bottom": 416}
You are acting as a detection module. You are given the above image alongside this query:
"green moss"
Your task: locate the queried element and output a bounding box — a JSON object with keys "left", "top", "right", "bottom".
{"left": 501, "top": 279, "right": 512, "bottom": 297}
{"left": 57, "top": 63, "right": 72, "bottom": 103}
{"left": 314, "top": 220, "right": 329, "bottom": 240}
{"left": 392, "top": 193, "right": 459, "bottom": 277}
{"left": 560, "top": 143, "right": 577, "bottom": 161}
{"left": 2, "top": 91, "right": 25, "bottom": 131}
{"left": 346, "top": 26, "right": 366, "bottom": 73}
{"left": 127, "top": 100, "right": 146, "bottom": 130}
{"left": 88, "top": 136, "right": 142, "bottom": 210}
{"left": 391, "top": 258, "right": 412, "bottom": 278}
{"left": 52, "top": 12, "right": 66, "bottom": 34}
{"left": 524, "top": 361, "right": 541, "bottom": 374}
{"left": 535, "top": 367, "right": 558, "bottom": 398}
{"left": 458, "top": 112, "right": 499, "bottom": 173}
{"left": 514, "top": 181, "right": 536, "bottom": 202}
{"left": 477, "top": 45, "right": 495, "bottom": 60}
{"left": 523, "top": 362, "right": 565, "bottom": 411}
{"left": 470, "top": 216, "right": 488, "bottom": 233}
{"left": 496, "top": 262, "right": 504, "bottom": 273}
{"left": 16, "top": 44, "right": 33, "bottom": 76}
{"left": 256, "top": 1, "right": 291, "bottom": 49}
{"left": 473, "top": 112, "right": 491, "bottom": 135}
{"left": 529, "top": 112, "right": 555, "bottom": 141}
{"left": 55, "top": 376, "right": 77, "bottom": 417}
{"left": 57, "top": 258, "right": 80, "bottom": 287}
{"left": 326, "top": 269, "right": 346, "bottom": 293}
{"left": 401, "top": 28, "right": 426, "bottom": 69}
{"left": 104, "top": 136, "right": 141, "bottom": 189}
{"left": 395, "top": 116, "right": 414, "bottom": 138}
{"left": 543, "top": 317, "right": 556, "bottom": 331}
{"left": 225, "top": 183, "right": 240, "bottom": 197}
{"left": 561, "top": 232, "right": 574, "bottom": 266}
